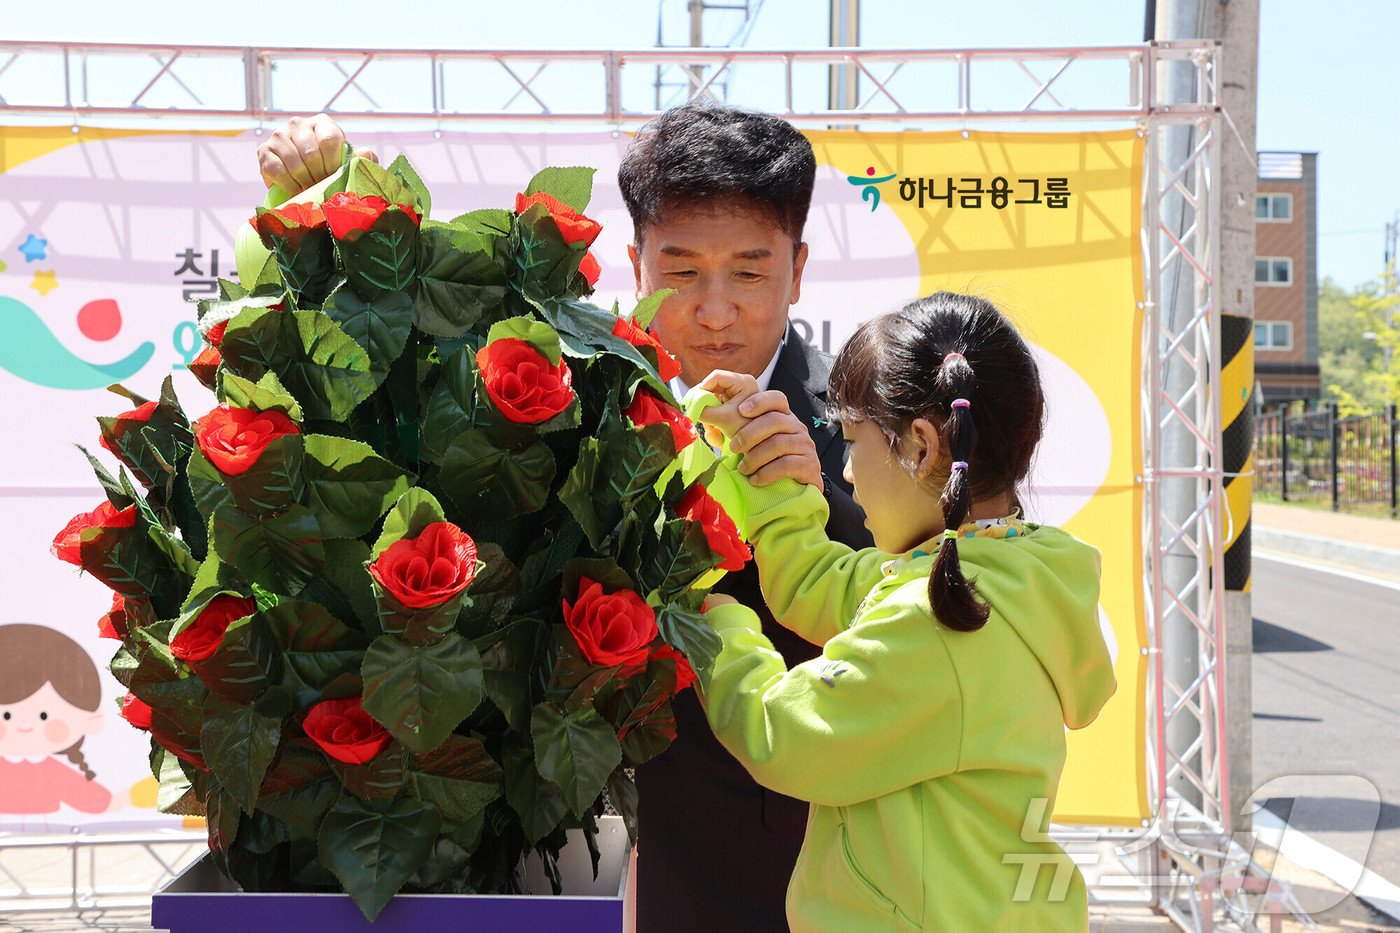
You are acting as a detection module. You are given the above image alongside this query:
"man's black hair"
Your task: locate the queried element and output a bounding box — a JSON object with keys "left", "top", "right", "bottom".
{"left": 617, "top": 98, "right": 817, "bottom": 248}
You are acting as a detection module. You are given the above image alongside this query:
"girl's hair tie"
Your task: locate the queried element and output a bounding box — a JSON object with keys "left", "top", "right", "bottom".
{"left": 942, "top": 528, "right": 960, "bottom": 541}
{"left": 942, "top": 352, "right": 965, "bottom": 365}
{"left": 951, "top": 461, "right": 969, "bottom": 472}
{"left": 951, "top": 398, "right": 971, "bottom": 410}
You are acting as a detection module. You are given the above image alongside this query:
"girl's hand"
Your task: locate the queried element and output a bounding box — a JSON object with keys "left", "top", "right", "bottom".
{"left": 704, "top": 593, "right": 739, "bottom": 612}
{"left": 695, "top": 370, "right": 761, "bottom": 448}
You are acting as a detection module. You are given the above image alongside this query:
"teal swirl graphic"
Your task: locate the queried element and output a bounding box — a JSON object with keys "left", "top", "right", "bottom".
{"left": 0, "top": 296, "right": 154, "bottom": 390}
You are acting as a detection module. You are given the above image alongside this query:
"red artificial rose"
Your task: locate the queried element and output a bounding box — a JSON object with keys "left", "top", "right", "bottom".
{"left": 514, "top": 191, "right": 602, "bottom": 248}
{"left": 322, "top": 191, "right": 419, "bottom": 240}
{"left": 562, "top": 576, "right": 659, "bottom": 669}
{"left": 51, "top": 500, "right": 137, "bottom": 566}
{"left": 97, "top": 400, "right": 159, "bottom": 454}
{"left": 252, "top": 201, "right": 329, "bottom": 251}
{"left": 578, "top": 251, "right": 601, "bottom": 287}
{"left": 205, "top": 320, "right": 229, "bottom": 347}
{"left": 677, "top": 484, "right": 750, "bottom": 572}
{"left": 98, "top": 592, "right": 125, "bottom": 640}
{"left": 368, "top": 521, "right": 478, "bottom": 609}
{"left": 625, "top": 388, "right": 697, "bottom": 454}
{"left": 303, "top": 696, "right": 392, "bottom": 765}
{"left": 195, "top": 405, "right": 300, "bottom": 476}
{"left": 188, "top": 346, "right": 221, "bottom": 389}
{"left": 651, "top": 643, "right": 697, "bottom": 693}
{"left": 476, "top": 338, "right": 575, "bottom": 424}
{"left": 611, "top": 316, "right": 681, "bottom": 382}
{"left": 170, "top": 594, "right": 257, "bottom": 664}
{"left": 119, "top": 692, "right": 152, "bottom": 731}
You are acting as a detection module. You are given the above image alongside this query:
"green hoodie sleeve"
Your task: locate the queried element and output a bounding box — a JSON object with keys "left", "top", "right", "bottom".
{"left": 737, "top": 473, "right": 891, "bottom": 646}
{"left": 701, "top": 593, "right": 962, "bottom": 807}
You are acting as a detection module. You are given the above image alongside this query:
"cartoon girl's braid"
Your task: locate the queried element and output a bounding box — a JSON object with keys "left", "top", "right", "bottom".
{"left": 929, "top": 352, "right": 991, "bottom": 632}
{"left": 60, "top": 741, "right": 96, "bottom": 781}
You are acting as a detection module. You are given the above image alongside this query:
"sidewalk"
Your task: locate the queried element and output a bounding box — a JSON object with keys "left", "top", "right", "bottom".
{"left": 1252, "top": 502, "right": 1400, "bottom": 579}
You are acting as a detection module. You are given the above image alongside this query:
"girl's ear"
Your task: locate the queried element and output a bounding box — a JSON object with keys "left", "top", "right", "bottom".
{"left": 907, "top": 418, "right": 944, "bottom": 479}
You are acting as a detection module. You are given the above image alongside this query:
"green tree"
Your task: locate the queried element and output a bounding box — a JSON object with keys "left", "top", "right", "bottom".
{"left": 1318, "top": 275, "right": 1398, "bottom": 413}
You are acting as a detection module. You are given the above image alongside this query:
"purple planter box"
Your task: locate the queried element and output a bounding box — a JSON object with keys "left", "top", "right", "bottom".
{"left": 152, "top": 819, "right": 632, "bottom": 933}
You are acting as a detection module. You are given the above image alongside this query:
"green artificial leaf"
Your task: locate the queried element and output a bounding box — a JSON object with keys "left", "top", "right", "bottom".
{"left": 220, "top": 434, "right": 306, "bottom": 515}
{"left": 302, "top": 435, "right": 412, "bottom": 538}
{"left": 440, "top": 430, "right": 555, "bottom": 522}
{"left": 133, "top": 672, "right": 208, "bottom": 741}
{"left": 502, "top": 730, "right": 569, "bottom": 847}
{"left": 510, "top": 202, "right": 587, "bottom": 299}
{"left": 78, "top": 444, "right": 134, "bottom": 510}
{"left": 410, "top": 737, "right": 503, "bottom": 823}
{"left": 195, "top": 612, "right": 282, "bottom": 704}
{"left": 653, "top": 602, "right": 723, "bottom": 685}
{"left": 642, "top": 517, "right": 721, "bottom": 601}
{"left": 606, "top": 767, "right": 640, "bottom": 845}
{"left": 78, "top": 514, "right": 185, "bottom": 614}
{"left": 516, "top": 519, "right": 586, "bottom": 613}
{"left": 544, "top": 627, "right": 619, "bottom": 715}
{"left": 360, "top": 632, "right": 484, "bottom": 755}
{"left": 212, "top": 502, "right": 326, "bottom": 597}
{"left": 524, "top": 166, "right": 596, "bottom": 214}
{"left": 258, "top": 737, "right": 333, "bottom": 798}
{"left": 200, "top": 688, "right": 291, "bottom": 814}
{"left": 370, "top": 487, "right": 447, "bottom": 558}
{"left": 620, "top": 707, "right": 677, "bottom": 768}
{"left": 485, "top": 315, "right": 563, "bottom": 365}
{"left": 455, "top": 543, "right": 520, "bottom": 637}
{"left": 205, "top": 782, "right": 242, "bottom": 874}
{"left": 154, "top": 745, "right": 195, "bottom": 814}
{"left": 419, "top": 345, "right": 481, "bottom": 464}
{"left": 340, "top": 210, "right": 420, "bottom": 299}
{"left": 413, "top": 224, "right": 506, "bottom": 340}
{"left": 318, "top": 794, "right": 441, "bottom": 922}
{"left": 448, "top": 207, "right": 513, "bottom": 238}
{"left": 530, "top": 702, "right": 622, "bottom": 818}
{"left": 216, "top": 369, "right": 304, "bottom": 422}
{"left": 329, "top": 744, "right": 409, "bottom": 802}
{"left": 308, "top": 538, "right": 378, "bottom": 631}
{"left": 629, "top": 289, "right": 673, "bottom": 330}
{"left": 323, "top": 285, "right": 414, "bottom": 373}
{"left": 475, "top": 618, "right": 545, "bottom": 731}
{"left": 217, "top": 278, "right": 249, "bottom": 302}
{"left": 386, "top": 153, "right": 431, "bottom": 218}
{"left": 348, "top": 156, "right": 416, "bottom": 208}
{"left": 185, "top": 446, "right": 233, "bottom": 517}
{"left": 533, "top": 297, "right": 659, "bottom": 377}
{"left": 266, "top": 224, "right": 337, "bottom": 308}
{"left": 259, "top": 599, "right": 367, "bottom": 694}
{"left": 259, "top": 778, "right": 340, "bottom": 839}
{"left": 220, "top": 307, "right": 380, "bottom": 422}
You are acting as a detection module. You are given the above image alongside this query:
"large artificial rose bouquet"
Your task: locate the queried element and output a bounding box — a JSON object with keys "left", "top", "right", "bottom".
{"left": 55, "top": 152, "right": 744, "bottom": 920}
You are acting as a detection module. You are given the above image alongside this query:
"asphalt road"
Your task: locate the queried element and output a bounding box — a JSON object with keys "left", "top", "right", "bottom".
{"left": 1251, "top": 553, "right": 1400, "bottom": 894}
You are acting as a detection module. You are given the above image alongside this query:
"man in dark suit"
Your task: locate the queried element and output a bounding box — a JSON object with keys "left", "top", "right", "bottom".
{"left": 617, "top": 101, "right": 873, "bottom": 933}
{"left": 256, "top": 100, "right": 871, "bottom": 932}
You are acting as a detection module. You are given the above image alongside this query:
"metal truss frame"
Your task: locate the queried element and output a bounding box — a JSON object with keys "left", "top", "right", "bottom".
{"left": 0, "top": 38, "right": 1283, "bottom": 931}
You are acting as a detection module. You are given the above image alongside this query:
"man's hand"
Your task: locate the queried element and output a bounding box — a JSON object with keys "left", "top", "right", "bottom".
{"left": 696, "top": 370, "right": 823, "bottom": 488}
{"left": 256, "top": 113, "right": 378, "bottom": 194}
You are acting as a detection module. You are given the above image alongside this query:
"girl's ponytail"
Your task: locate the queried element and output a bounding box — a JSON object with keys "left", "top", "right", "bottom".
{"left": 929, "top": 353, "right": 991, "bottom": 632}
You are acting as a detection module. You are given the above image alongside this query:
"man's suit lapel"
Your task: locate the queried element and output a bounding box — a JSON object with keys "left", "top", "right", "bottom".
{"left": 770, "top": 324, "right": 840, "bottom": 460}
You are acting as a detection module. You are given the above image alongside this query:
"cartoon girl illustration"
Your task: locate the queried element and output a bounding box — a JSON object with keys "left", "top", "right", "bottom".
{"left": 0, "top": 624, "right": 115, "bottom": 818}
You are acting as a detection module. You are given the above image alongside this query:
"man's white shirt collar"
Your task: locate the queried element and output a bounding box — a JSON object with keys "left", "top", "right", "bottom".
{"left": 668, "top": 337, "right": 786, "bottom": 401}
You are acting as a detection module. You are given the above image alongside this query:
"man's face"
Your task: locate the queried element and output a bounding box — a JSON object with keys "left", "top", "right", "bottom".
{"left": 629, "top": 198, "right": 808, "bottom": 388}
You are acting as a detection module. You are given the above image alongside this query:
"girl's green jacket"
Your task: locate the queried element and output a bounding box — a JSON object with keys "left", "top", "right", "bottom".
{"left": 700, "top": 477, "right": 1117, "bottom": 932}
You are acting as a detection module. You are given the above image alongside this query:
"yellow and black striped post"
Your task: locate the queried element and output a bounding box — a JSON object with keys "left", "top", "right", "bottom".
{"left": 1222, "top": 313, "right": 1254, "bottom": 592}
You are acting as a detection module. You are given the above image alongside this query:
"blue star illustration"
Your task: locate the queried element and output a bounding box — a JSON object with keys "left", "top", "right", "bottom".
{"left": 18, "top": 235, "right": 48, "bottom": 263}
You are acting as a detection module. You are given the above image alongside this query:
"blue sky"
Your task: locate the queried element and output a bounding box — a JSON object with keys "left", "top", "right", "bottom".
{"left": 3, "top": 0, "right": 1395, "bottom": 288}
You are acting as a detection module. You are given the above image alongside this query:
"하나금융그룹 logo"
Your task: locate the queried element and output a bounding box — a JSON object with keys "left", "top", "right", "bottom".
{"left": 848, "top": 166, "right": 898, "bottom": 212}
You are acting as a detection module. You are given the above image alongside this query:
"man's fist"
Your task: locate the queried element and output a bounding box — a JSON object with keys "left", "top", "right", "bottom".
{"left": 256, "top": 113, "right": 378, "bottom": 194}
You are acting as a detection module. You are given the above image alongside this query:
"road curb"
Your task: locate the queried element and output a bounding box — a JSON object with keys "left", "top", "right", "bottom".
{"left": 1254, "top": 808, "right": 1400, "bottom": 923}
{"left": 1253, "top": 526, "right": 1400, "bottom": 576}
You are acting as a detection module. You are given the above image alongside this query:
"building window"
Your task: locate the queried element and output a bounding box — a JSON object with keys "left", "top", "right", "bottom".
{"left": 1254, "top": 321, "right": 1293, "bottom": 351}
{"left": 1255, "top": 193, "right": 1292, "bottom": 222}
{"left": 1254, "top": 257, "right": 1293, "bottom": 286}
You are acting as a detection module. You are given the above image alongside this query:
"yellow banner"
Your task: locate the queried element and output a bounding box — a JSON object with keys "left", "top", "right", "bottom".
{"left": 808, "top": 129, "right": 1148, "bottom": 826}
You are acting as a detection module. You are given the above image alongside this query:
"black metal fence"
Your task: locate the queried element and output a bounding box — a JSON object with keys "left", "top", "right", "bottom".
{"left": 1255, "top": 403, "right": 1399, "bottom": 515}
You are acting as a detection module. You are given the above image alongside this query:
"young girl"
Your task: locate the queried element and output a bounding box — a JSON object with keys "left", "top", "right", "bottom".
{"left": 0, "top": 624, "right": 114, "bottom": 820}
{"left": 693, "top": 292, "right": 1116, "bottom": 931}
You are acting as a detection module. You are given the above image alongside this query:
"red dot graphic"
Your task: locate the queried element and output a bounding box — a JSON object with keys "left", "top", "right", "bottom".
{"left": 77, "top": 299, "right": 122, "bottom": 341}
{"left": 866, "top": 166, "right": 876, "bottom": 176}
